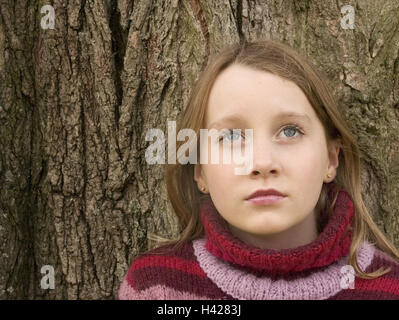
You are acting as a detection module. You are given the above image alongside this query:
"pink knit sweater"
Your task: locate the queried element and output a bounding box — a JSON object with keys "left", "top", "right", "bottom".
{"left": 118, "top": 185, "right": 399, "bottom": 300}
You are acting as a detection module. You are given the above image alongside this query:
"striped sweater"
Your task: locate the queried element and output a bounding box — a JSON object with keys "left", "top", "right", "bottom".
{"left": 118, "top": 187, "right": 399, "bottom": 300}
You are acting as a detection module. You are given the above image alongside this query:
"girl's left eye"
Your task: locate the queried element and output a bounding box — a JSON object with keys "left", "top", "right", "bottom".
{"left": 279, "top": 125, "right": 304, "bottom": 139}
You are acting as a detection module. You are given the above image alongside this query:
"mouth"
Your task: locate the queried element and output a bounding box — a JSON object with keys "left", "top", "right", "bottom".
{"left": 245, "top": 188, "right": 287, "bottom": 205}
{"left": 246, "top": 195, "right": 286, "bottom": 205}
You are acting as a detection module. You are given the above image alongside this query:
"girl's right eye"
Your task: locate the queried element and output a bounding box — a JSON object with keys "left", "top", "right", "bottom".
{"left": 218, "top": 129, "right": 243, "bottom": 142}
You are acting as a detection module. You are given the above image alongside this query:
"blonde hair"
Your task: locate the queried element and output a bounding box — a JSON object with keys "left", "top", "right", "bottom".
{"left": 151, "top": 39, "right": 399, "bottom": 279}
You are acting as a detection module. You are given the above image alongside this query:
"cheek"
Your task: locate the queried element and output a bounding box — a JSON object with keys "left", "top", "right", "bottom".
{"left": 289, "top": 141, "right": 328, "bottom": 180}
{"left": 204, "top": 163, "right": 234, "bottom": 182}
{"left": 202, "top": 163, "right": 237, "bottom": 194}
{"left": 201, "top": 140, "right": 242, "bottom": 178}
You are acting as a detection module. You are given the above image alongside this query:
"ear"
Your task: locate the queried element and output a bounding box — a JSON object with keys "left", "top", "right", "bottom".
{"left": 326, "top": 139, "right": 341, "bottom": 180}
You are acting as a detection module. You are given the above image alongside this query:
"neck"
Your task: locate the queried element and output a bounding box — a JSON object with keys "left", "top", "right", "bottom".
{"left": 227, "top": 208, "right": 319, "bottom": 250}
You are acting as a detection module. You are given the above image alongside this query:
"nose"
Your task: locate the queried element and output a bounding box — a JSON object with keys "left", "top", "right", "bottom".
{"left": 248, "top": 133, "right": 280, "bottom": 179}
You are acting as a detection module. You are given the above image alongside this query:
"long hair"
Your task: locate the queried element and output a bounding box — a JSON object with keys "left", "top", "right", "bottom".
{"left": 152, "top": 39, "right": 399, "bottom": 279}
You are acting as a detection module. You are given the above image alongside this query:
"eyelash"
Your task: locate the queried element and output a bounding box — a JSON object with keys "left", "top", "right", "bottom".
{"left": 218, "top": 124, "right": 305, "bottom": 142}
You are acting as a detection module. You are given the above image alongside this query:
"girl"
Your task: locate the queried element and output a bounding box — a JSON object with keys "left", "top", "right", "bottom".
{"left": 118, "top": 39, "right": 399, "bottom": 300}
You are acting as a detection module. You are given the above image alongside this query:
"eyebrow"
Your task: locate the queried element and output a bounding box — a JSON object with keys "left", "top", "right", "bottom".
{"left": 208, "top": 111, "right": 311, "bottom": 128}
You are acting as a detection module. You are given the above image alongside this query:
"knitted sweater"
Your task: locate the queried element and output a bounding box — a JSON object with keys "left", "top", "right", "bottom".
{"left": 118, "top": 187, "right": 399, "bottom": 300}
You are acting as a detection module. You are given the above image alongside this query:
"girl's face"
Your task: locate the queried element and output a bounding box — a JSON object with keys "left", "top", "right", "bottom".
{"left": 194, "top": 64, "right": 341, "bottom": 249}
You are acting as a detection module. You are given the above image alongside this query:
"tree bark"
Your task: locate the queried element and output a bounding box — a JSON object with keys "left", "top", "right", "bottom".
{"left": 0, "top": 0, "right": 398, "bottom": 299}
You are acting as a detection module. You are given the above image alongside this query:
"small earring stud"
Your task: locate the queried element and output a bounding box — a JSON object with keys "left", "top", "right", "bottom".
{"left": 327, "top": 173, "right": 332, "bottom": 179}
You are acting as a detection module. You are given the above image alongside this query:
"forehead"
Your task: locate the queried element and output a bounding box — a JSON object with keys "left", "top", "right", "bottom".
{"left": 205, "top": 64, "right": 316, "bottom": 127}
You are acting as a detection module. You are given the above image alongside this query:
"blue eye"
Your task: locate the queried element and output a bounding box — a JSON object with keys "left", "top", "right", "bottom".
{"left": 218, "top": 129, "right": 242, "bottom": 142}
{"left": 281, "top": 125, "right": 304, "bottom": 139}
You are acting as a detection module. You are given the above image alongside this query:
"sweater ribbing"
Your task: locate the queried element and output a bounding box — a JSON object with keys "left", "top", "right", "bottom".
{"left": 118, "top": 185, "right": 399, "bottom": 300}
{"left": 192, "top": 237, "right": 375, "bottom": 299}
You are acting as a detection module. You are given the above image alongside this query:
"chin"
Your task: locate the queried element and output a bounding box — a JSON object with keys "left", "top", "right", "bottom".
{"left": 248, "top": 228, "right": 286, "bottom": 237}
{"left": 248, "top": 216, "right": 288, "bottom": 230}
{"left": 238, "top": 223, "right": 288, "bottom": 237}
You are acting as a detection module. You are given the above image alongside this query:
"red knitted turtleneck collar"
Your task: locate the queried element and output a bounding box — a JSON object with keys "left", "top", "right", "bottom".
{"left": 200, "top": 183, "right": 355, "bottom": 276}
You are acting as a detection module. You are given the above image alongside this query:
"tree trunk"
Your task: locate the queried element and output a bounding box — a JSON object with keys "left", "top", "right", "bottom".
{"left": 0, "top": 0, "right": 398, "bottom": 299}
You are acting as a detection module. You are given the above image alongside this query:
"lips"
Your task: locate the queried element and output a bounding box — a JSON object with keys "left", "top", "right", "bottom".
{"left": 246, "top": 188, "right": 286, "bottom": 200}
